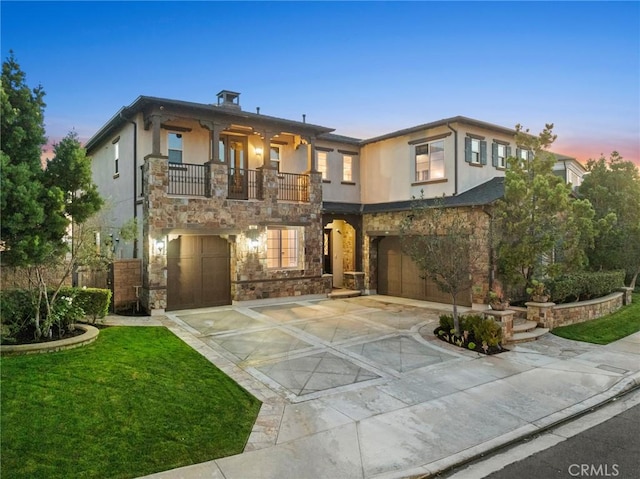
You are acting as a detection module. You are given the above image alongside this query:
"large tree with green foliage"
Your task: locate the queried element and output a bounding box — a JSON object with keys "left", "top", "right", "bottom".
{"left": 400, "top": 197, "right": 483, "bottom": 335}
{"left": 494, "top": 124, "right": 596, "bottom": 294}
{"left": 1, "top": 53, "right": 102, "bottom": 339}
{"left": 579, "top": 152, "right": 640, "bottom": 287}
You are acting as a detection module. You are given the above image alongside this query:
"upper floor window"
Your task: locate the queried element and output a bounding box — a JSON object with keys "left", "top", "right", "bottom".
{"left": 343, "top": 155, "right": 352, "bottom": 182}
{"left": 317, "top": 151, "right": 328, "bottom": 180}
{"left": 270, "top": 146, "right": 281, "bottom": 171}
{"left": 113, "top": 139, "right": 120, "bottom": 176}
{"left": 267, "top": 227, "right": 302, "bottom": 269}
{"left": 168, "top": 133, "right": 183, "bottom": 164}
{"left": 516, "top": 148, "right": 532, "bottom": 163}
{"left": 415, "top": 140, "right": 445, "bottom": 181}
{"left": 492, "top": 142, "right": 510, "bottom": 169}
{"left": 464, "top": 137, "right": 487, "bottom": 165}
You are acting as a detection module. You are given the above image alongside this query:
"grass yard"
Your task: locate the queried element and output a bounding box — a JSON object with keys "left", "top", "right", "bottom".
{"left": 1, "top": 326, "right": 261, "bottom": 479}
{"left": 552, "top": 293, "right": 640, "bottom": 344}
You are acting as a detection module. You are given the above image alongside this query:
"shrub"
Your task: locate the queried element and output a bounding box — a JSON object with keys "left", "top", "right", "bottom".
{"left": 473, "top": 318, "right": 502, "bottom": 347}
{"left": 439, "top": 314, "right": 454, "bottom": 330}
{"left": 548, "top": 270, "right": 625, "bottom": 303}
{"left": 460, "top": 314, "right": 484, "bottom": 334}
{"left": 0, "top": 289, "right": 36, "bottom": 344}
{"left": 62, "top": 287, "right": 111, "bottom": 323}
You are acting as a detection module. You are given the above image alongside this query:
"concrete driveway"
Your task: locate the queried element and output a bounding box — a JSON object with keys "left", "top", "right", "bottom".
{"left": 134, "top": 294, "right": 640, "bottom": 479}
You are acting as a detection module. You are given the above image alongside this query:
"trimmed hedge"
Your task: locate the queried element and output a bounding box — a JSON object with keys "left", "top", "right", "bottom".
{"left": 548, "top": 270, "right": 625, "bottom": 303}
{"left": 0, "top": 287, "right": 112, "bottom": 343}
{"left": 59, "top": 287, "right": 111, "bottom": 323}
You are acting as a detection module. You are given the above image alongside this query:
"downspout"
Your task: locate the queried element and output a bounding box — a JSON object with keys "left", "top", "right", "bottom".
{"left": 120, "top": 110, "right": 138, "bottom": 258}
{"left": 446, "top": 122, "right": 458, "bottom": 196}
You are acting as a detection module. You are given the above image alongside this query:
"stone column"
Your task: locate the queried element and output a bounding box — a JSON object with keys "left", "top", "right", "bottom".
{"left": 484, "top": 309, "right": 514, "bottom": 342}
{"left": 526, "top": 301, "right": 556, "bottom": 329}
{"left": 142, "top": 154, "right": 169, "bottom": 314}
{"left": 619, "top": 287, "right": 633, "bottom": 306}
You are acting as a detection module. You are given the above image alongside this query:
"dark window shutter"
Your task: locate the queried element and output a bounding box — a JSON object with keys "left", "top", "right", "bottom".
{"left": 506, "top": 146, "right": 512, "bottom": 158}
{"left": 491, "top": 142, "right": 498, "bottom": 167}
{"left": 480, "top": 140, "right": 487, "bottom": 165}
{"left": 516, "top": 148, "right": 522, "bottom": 161}
{"left": 527, "top": 150, "right": 534, "bottom": 161}
{"left": 464, "top": 137, "right": 471, "bottom": 163}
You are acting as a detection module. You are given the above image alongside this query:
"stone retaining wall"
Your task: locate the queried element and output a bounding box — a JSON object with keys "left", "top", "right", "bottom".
{"left": 528, "top": 291, "right": 626, "bottom": 330}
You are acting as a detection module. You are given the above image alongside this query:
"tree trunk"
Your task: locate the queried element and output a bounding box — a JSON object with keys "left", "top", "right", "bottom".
{"left": 452, "top": 296, "right": 461, "bottom": 336}
{"left": 630, "top": 267, "right": 639, "bottom": 290}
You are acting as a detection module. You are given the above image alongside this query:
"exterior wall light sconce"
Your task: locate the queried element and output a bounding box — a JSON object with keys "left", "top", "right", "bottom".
{"left": 154, "top": 239, "right": 165, "bottom": 255}
{"left": 255, "top": 147, "right": 263, "bottom": 157}
{"left": 246, "top": 225, "right": 260, "bottom": 250}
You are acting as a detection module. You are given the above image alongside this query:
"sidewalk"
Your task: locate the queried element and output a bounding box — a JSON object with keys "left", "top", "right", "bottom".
{"left": 126, "top": 297, "right": 640, "bottom": 479}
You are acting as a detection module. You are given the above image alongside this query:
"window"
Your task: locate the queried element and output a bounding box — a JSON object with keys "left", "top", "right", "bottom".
{"left": 267, "top": 227, "right": 301, "bottom": 269}
{"left": 114, "top": 140, "right": 119, "bottom": 175}
{"left": 317, "top": 151, "right": 328, "bottom": 180}
{"left": 168, "top": 133, "right": 183, "bottom": 163}
{"left": 492, "top": 142, "right": 511, "bottom": 169}
{"left": 464, "top": 137, "right": 487, "bottom": 165}
{"left": 343, "top": 155, "right": 352, "bottom": 182}
{"left": 270, "top": 146, "right": 281, "bottom": 171}
{"left": 516, "top": 148, "right": 531, "bottom": 162}
{"left": 415, "top": 140, "right": 445, "bottom": 181}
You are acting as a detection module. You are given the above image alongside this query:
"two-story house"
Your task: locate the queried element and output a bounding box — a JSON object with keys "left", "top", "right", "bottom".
{"left": 86, "top": 90, "right": 586, "bottom": 313}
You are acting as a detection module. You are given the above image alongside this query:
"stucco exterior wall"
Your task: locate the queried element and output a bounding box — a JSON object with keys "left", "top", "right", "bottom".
{"left": 316, "top": 139, "right": 361, "bottom": 204}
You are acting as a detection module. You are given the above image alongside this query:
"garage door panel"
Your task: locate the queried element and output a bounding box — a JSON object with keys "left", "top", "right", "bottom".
{"left": 167, "top": 235, "right": 230, "bottom": 311}
{"left": 377, "top": 236, "right": 471, "bottom": 307}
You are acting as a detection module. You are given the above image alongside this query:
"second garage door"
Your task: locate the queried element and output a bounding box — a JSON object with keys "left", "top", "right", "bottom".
{"left": 167, "top": 235, "right": 231, "bottom": 311}
{"left": 377, "top": 236, "right": 471, "bottom": 306}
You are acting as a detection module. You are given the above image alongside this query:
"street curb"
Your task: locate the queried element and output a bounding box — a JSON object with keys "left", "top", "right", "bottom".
{"left": 406, "top": 371, "right": 640, "bottom": 479}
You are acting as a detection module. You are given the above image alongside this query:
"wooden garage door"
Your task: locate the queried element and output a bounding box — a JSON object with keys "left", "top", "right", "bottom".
{"left": 377, "top": 236, "right": 471, "bottom": 306}
{"left": 167, "top": 235, "right": 231, "bottom": 310}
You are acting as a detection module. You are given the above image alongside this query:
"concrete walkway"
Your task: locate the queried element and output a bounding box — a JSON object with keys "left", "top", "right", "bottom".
{"left": 110, "top": 295, "right": 640, "bottom": 479}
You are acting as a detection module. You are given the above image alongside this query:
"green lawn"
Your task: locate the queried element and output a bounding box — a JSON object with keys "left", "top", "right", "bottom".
{"left": 552, "top": 293, "right": 640, "bottom": 344}
{"left": 1, "top": 327, "right": 261, "bottom": 479}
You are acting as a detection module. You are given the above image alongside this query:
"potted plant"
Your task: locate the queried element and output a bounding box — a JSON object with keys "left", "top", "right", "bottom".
{"left": 526, "top": 279, "right": 549, "bottom": 302}
{"left": 487, "top": 290, "right": 509, "bottom": 311}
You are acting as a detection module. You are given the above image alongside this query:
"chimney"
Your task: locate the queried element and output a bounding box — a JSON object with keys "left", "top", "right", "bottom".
{"left": 216, "top": 90, "right": 241, "bottom": 110}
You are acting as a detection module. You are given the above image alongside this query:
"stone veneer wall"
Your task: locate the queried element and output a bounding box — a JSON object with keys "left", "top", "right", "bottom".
{"left": 361, "top": 207, "right": 491, "bottom": 303}
{"left": 142, "top": 156, "right": 324, "bottom": 312}
{"left": 529, "top": 292, "right": 625, "bottom": 329}
{"left": 111, "top": 259, "right": 142, "bottom": 312}
{"left": 342, "top": 222, "right": 356, "bottom": 272}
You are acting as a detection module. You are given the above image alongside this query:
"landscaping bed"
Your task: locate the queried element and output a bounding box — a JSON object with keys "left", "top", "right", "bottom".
{"left": 434, "top": 314, "right": 507, "bottom": 355}
{"left": 0, "top": 326, "right": 261, "bottom": 479}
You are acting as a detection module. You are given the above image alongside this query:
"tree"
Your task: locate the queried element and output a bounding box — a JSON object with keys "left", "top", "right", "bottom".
{"left": 1, "top": 53, "right": 103, "bottom": 339}
{"left": 579, "top": 152, "right": 640, "bottom": 287}
{"left": 494, "top": 124, "right": 595, "bottom": 294}
{"left": 400, "top": 197, "right": 484, "bottom": 335}
{"left": 1, "top": 51, "right": 49, "bottom": 267}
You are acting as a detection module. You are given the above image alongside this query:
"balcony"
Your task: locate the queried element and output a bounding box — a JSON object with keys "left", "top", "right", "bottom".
{"left": 168, "top": 162, "right": 210, "bottom": 196}
{"left": 162, "top": 162, "right": 311, "bottom": 203}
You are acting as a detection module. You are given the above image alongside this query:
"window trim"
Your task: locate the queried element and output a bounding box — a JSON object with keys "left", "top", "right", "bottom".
{"left": 464, "top": 137, "right": 487, "bottom": 166}
{"left": 113, "top": 140, "right": 120, "bottom": 177}
{"left": 492, "top": 142, "right": 511, "bottom": 169}
{"left": 414, "top": 139, "right": 446, "bottom": 182}
{"left": 342, "top": 154, "right": 353, "bottom": 182}
{"left": 317, "top": 151, "right": 328, "bottom": 180}
{"left": 266, "top": 226, "right": 302, "bottom": 270}
{"left": 168, "top": 132, "right": 183, "bottom": 164}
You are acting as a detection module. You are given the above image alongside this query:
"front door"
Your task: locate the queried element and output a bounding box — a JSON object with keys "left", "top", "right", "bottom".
{"left": 227, "top": 138, "right": 247, "bottom": 199}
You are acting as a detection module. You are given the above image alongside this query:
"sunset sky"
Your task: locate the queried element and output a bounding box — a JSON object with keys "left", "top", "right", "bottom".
{"left": 2, "top": 1, "right": 639, "bottom": 165}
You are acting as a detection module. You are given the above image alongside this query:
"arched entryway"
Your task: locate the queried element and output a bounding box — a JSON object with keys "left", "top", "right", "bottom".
{"left": 324, "top": 219, "right": 357, "bottom": 288}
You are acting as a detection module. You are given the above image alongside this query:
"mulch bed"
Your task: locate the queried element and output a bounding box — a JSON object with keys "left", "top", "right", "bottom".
{"left": 3, "top": 322, "right": 108, "bottom": 346}
{"left": 433, "top": 326, "right": 508, "bottom": 355}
